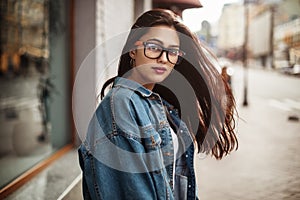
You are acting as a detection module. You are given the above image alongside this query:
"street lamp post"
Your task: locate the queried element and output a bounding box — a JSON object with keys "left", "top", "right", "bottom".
{"left": 242, "top": 0, "right": 249, "bottom": 107}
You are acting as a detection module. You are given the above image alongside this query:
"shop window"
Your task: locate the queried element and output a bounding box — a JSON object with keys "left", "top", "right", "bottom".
{"left": 0, "top": 0, "right": 71, "bottom": 190}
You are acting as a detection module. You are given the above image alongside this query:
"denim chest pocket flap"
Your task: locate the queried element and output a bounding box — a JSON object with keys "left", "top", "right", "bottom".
{"left": 142, "top": 130, "right": 162, "bottom": 151}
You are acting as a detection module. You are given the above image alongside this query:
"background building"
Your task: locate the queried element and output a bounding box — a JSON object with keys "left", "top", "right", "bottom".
{"left": 217, "top": 0, "right": 300, "bottom": 70}
{"left": 217, "top": 4, "right": 245, "bottom": 60}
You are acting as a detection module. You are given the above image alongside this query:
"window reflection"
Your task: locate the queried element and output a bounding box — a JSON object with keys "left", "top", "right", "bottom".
{"left": 0, "top": 0, "right": 53, "bottom": 189}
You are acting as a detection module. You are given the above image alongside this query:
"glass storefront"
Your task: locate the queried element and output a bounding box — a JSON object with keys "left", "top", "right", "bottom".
{"left": 0, "top": 0, "right": 71, "bottom": 189}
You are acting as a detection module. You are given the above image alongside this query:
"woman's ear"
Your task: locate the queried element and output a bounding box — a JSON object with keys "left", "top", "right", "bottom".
{"left": 129, "top": 50, "right": 136, "bottom": 59}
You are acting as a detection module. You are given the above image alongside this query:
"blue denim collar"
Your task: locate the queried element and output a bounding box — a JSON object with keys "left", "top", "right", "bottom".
{"left": 114, "top": 77, "right": 153, "bottom": 97}
{"left": 114, "top": 77, "right": 179, "bottom": 114}
{"left": 114, "top": 77, "right": 178, "bottom": 111}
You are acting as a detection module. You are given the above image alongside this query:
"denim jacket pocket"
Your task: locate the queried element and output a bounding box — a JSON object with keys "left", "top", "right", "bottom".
{"left": 174, "top": 174, "right": 188, "bottom": 200}
{"left": 142, "top": 130, "right": 162, "bottom": 151}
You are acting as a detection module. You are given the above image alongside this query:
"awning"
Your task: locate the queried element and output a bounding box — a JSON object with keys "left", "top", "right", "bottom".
{"left": 153, "top": 0, "right": 203, "bottom": 10}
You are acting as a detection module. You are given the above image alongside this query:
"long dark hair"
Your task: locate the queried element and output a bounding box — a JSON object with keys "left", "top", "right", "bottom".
{"left": 100, "top": 9, "right": 238, "bottom": 160}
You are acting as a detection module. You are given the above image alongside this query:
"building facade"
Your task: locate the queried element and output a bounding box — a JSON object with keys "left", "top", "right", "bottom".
{"left": 0, "top": 0, "right": 152, "bottom": 198}
{"left": 217, "top": 0, "right": 300, "bottom": 69}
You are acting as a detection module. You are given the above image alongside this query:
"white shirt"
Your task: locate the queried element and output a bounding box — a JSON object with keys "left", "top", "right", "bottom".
{"left": 170, "top": 127, "right": 179, "bottom": 188}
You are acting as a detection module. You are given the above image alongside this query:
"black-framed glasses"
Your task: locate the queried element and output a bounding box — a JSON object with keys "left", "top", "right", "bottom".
{"left": 135, "top": 41, "right": 185, "bottom": 65}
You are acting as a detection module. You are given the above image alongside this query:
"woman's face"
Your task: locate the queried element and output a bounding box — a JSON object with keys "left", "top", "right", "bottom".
{"left": 128, "top": 25, "right": 180, "bottom": 90}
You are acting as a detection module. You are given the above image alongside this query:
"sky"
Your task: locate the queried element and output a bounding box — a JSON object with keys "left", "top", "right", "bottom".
{"left": 182, "top": 0, "right": 242, "bottom": 32}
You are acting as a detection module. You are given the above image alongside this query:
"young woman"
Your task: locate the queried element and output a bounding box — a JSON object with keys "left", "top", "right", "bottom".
{"left": 78, "top": 9, "right": 238, "bottom": 200}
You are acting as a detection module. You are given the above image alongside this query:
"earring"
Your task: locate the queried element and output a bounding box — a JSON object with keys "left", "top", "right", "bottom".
{"left": 130, "top": 58, "right": 136, "bottom": 67}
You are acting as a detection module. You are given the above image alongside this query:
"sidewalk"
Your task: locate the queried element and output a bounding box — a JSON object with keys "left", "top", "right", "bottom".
{"left": 195, "top": 66, "right": 300, "bottom": 200}
{"left": 4, "top": 149, "right": 82, "bottom": 200}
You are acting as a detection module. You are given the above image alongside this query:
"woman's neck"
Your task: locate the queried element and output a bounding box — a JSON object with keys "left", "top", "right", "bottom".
{"left": 143, "top": 83, "right": 155, "bottom": 91}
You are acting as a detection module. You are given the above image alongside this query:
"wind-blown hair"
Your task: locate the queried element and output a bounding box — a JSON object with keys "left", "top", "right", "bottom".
{"left": 100, "top": 9, "right": 238, "bottom": 159}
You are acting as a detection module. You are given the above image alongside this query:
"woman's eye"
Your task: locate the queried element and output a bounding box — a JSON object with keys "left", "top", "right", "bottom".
{"left": 168, "top": 49, "right": 180, "bottom": 56}
{"left": 147, "top": 44, "right": 161, "bottom": 52}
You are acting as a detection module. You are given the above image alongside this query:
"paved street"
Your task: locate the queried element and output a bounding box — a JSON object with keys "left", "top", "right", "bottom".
{"left": 195, "top": 64, "right": 300, "bottom": 200}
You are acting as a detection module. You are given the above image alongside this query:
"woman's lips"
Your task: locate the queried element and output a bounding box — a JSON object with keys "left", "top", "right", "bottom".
{"left": 152, "top": 66, "right": 167, "bottom": 74}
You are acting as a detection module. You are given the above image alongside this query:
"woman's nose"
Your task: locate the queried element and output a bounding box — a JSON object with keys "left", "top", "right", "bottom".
{"left": 157, "top": 51, "right": 168, "bottom": 63}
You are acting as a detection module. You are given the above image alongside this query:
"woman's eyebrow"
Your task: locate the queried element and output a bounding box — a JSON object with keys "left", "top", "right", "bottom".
{"left": 146, "top": 38, "right": 163, "bottom": 44}
{"left": 146, "top": 38, "right": 180, "bottom": 48}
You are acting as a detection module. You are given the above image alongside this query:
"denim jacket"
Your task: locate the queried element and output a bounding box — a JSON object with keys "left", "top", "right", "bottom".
{"left": 78, "top": 77, "right": 198, "bottom": 200}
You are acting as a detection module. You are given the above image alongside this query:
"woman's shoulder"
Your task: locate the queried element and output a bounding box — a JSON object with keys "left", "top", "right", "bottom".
{"left": 98, "top": 84, "right": 146, "bottom": 114}
{"left": 106, "top": 77, "right": 151, "bottom": 102}
{"left": 114, "top": 77, "right": 152, "bottom": 95}
{"left": 110, "top": 85, "right": 143, "bottom": 103}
